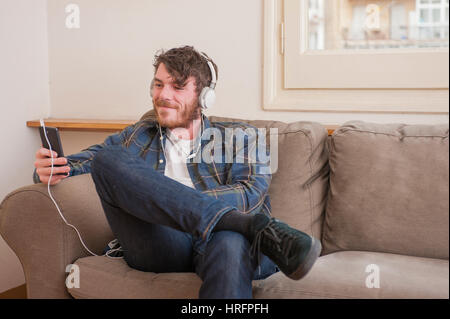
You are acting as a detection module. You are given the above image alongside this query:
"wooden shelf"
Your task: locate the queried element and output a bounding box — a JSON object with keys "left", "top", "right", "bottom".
{"left": 27, "top": 119, "right": 135, "bottom": 132}
{"left": 28, "top": 118, "right": 337, "bottom": 135}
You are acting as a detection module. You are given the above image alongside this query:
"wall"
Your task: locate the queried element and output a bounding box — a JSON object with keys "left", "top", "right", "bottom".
{"left": 47, "top": 0, "right": 448, "bottom": 136}
{"left": 0, "top": 0, "right": 50, "bottom": 293}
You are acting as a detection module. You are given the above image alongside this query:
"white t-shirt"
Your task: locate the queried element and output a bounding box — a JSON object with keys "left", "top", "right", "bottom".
{"left": 163, "top": 129, "right": 196, "bottom": 189}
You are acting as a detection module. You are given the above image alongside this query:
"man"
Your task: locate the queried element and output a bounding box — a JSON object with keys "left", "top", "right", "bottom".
{"left": 34, "top": 46, "right": 321, "bottom": 299}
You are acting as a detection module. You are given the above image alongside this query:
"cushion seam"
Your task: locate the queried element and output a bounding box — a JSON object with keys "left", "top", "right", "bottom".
{"left": 75, "top": 261, "right": 202, "bottom": 283}
{"left": 255, "top": 287, "right": 359, "bottom": 299}
{"left": 306, "top": 132, "right": 315, "bottom": 237}
{"left": 333, "top": 128, "right": 448, "bottom": 139}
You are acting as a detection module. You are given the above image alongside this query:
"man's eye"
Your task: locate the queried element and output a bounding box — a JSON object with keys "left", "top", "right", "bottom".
{"left": 174, "top": 86, "right": 184, "bottom": 91}
{"left": 155, "top": 83, "right": 162, "bottom": 88}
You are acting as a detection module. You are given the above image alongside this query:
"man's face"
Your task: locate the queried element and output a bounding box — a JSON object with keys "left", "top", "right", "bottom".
{"left": 151, "top": 63, "right": 200, "bottom": 129}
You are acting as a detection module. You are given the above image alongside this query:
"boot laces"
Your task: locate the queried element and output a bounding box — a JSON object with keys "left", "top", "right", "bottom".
{"left": 250, "top": 218, "right": 296, "bottom": 273}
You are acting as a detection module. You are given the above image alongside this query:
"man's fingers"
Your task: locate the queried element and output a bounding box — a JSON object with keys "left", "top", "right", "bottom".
{"left": 36, "top": 165, "right": 71, "bottom": 176}
{"left": 36, "top": 148, "right": 58, "bottom": 159}
{"left": 35, "top": 148, "right": 70, "bottom": 185}
{"left": 34, "top": 157, "right": 67, "bottom": 168}
{"left": 40, "top": 174, "right": 67, "bottom": 185}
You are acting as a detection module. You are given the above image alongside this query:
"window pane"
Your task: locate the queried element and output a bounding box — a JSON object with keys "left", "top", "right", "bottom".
{"left": 432, "top": 8, "right": 440, "bottom": 22}
{"left": 420, "top": 9, "right": 430, "bottom": 23}
{"left": 307, "top": 0, "right": 449, "bottom": 50}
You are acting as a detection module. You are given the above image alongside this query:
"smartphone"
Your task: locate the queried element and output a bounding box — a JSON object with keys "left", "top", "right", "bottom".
{"left": 39, "top": 126, "right": 65, "bottom": 174}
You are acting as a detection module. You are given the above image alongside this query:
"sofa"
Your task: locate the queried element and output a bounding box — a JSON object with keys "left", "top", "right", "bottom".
{"left": 1, "top": 112, "right": 448, "bottom": 299}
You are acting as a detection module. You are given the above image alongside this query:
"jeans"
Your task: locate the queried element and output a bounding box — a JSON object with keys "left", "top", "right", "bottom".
{"left": 90, "top": 145, "right": 278, "bottom": 299}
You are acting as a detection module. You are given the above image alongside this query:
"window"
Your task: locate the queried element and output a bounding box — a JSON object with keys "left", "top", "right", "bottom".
{"left": 415, "top": 0, "right": 449, "bottom": 42}
{"left": 391, "top": 3, "right": 408, "bottom": 40}
{"left": 263, "top": 0, "right": 449, "bottom": 113}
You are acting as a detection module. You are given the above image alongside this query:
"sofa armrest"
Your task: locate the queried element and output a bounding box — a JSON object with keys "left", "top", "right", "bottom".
{"left": 0, "top": 174, "right": 114, "bottom": 298}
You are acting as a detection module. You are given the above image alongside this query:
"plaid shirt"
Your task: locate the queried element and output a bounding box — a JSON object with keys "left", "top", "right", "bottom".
{"left": 34, "top": 114, "right": 272, "bottom": 218}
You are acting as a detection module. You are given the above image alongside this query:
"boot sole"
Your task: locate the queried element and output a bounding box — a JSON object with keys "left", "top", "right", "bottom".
{"left": 287, "top": 237, "right": 322, "bottom": 280}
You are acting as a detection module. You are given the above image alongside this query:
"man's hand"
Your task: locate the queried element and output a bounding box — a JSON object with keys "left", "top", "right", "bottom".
{"left": 35, "top": 148, "right": 71, "bottom": 185}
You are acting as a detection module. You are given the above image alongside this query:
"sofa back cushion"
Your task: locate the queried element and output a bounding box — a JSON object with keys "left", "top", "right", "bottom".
{"left": 322, "top": 121, "right": 449, "bottom": 259}
{"left": 208, "top": 115, "right": 329, "bottom": 239}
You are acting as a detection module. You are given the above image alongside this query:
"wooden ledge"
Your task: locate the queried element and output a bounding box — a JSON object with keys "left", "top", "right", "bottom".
{"left": 28, "top": 119, "right": 338, "bottom": 135}
{"left": 27, "top": 119, "right": 135, "bottom": 133}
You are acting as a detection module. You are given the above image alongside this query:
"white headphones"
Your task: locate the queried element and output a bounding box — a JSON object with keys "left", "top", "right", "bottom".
{"left": 199, "top": 53, "right": 217, "bottom": 110}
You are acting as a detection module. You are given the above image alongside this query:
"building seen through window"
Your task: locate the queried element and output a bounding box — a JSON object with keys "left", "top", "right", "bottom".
{"left": 308, "top": 0, "right": 450, "bottom": 50}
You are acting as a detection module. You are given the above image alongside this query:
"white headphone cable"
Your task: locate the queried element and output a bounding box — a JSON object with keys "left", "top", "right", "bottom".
{"left": 158, "top": 115, "right": 204, "bottom": 162}
{"left": 40, "top": 120, "right": 122, "bottom": 259}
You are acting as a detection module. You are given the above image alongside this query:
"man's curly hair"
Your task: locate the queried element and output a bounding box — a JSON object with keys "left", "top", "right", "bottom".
{"left": 153, "top": 46, "right": 218, "bottom": 96}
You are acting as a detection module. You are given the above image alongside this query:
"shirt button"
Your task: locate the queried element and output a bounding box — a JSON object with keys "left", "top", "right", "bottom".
{"left": 159, "top": 159, "right": 164, "bottom": 163}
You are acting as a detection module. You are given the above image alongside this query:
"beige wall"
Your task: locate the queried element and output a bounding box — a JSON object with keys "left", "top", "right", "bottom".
{"left": 48, "top": 0, "right": 447, "bottom": 138}
{"left": 0, "top": 0, "right": 50, "bottom": 293}
{"left": 48, "top": 0, "right": 447, "bottom": 153}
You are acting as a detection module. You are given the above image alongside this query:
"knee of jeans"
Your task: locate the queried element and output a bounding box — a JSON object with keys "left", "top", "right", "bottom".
{"left": 91, "top": 145, "right": 124, "bottom": 176}
{"left": 90, "top": 147, "right": 123, "bottom": 199}
{"left": 199, "top": 231, "right": 254, "bottom": 288}
{"left": 208, "top": 231, "right": 250, "bottom": 263}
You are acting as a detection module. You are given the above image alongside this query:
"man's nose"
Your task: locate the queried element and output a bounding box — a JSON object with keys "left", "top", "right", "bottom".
{"left": 159, "top": 85, "right": 174, "bottom": 100}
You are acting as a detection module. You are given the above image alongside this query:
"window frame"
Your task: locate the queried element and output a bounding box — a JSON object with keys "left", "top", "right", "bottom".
{"left": 263, "top": 0, "right": 449, "bottom": 113}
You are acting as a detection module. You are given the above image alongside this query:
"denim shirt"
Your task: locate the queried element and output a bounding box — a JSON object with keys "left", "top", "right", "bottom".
{"left": 34, "top": 114, "right": 272, "bottom": 217}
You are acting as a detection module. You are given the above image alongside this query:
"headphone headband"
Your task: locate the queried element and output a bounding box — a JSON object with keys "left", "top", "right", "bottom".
{"left": 199, "top": 52, "right": 217, "bottom": 110}
{"left": 201, "top": 53, "right": 216, "bottom": 88}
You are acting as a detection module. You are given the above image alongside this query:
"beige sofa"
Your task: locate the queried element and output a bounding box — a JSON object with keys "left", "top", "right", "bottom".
{"left": 1, "top": 114, "right": 448, "bottom": 299}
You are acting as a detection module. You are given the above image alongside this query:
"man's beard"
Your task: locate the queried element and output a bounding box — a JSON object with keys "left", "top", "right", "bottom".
{"left": 154, "top": 98, "right": 201, "bottom": 129}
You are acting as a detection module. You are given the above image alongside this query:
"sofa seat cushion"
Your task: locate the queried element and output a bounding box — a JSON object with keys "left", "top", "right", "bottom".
{"left": 69, "top": 251, "right": 449, "bottom": 299}
{"left": 68, "top": 256, "right": 202, "bottom": 299}
{"left": 253, "top": 251, "right": 449, "bottom": 299}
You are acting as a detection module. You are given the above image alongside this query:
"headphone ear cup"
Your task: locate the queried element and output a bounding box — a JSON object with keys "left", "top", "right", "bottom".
{"left": 200, "top": 87, "right": 216, "bottom": 109}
